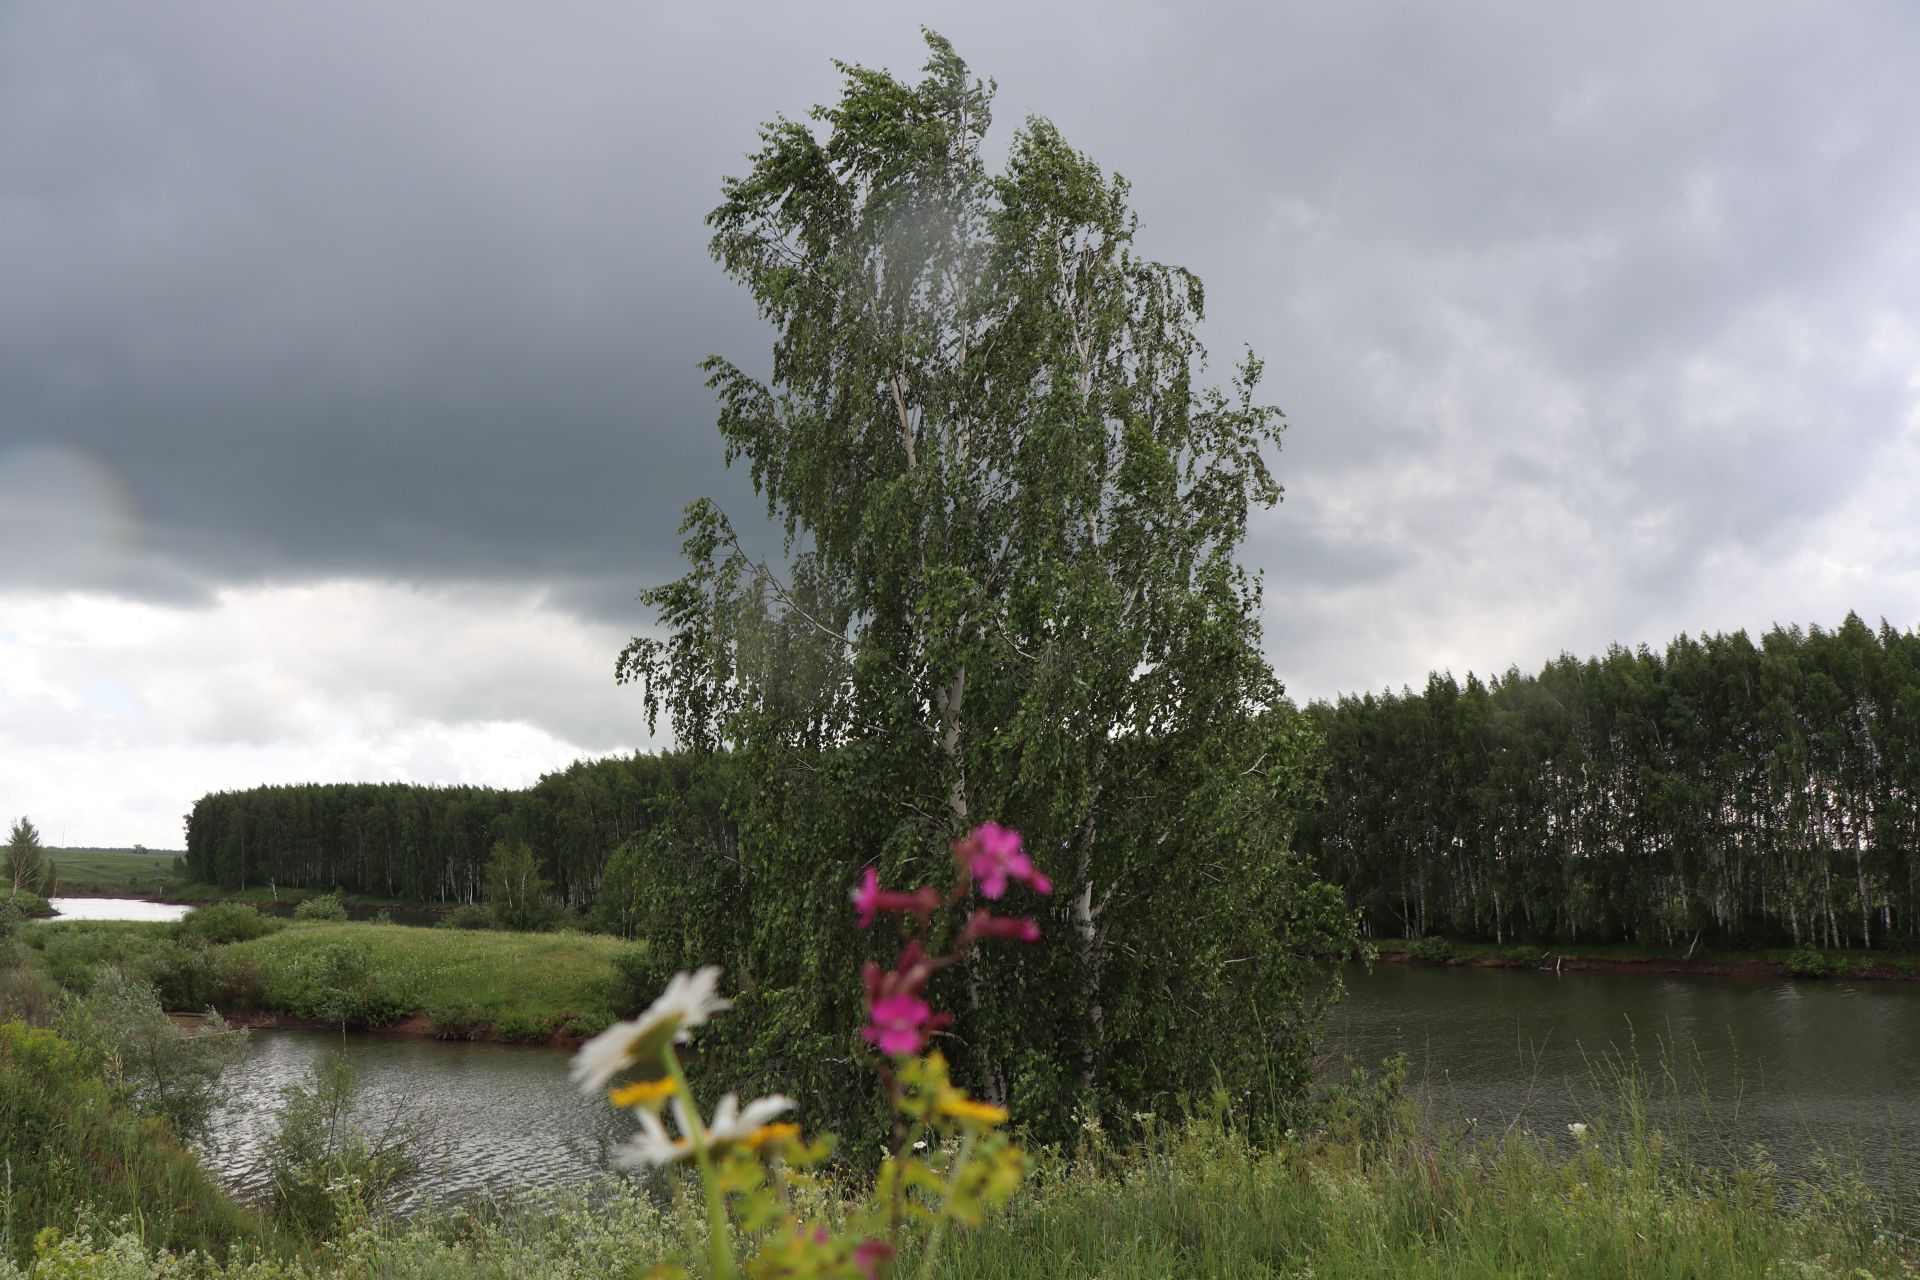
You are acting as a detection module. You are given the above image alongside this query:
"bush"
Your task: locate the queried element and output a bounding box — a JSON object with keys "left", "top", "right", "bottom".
{"left": 175, "top": 902, "right": 281, "bottom": 946}
{"left": 56, "top": 970, "right": 248, "bottom": 1142}
{"left": 270, "top": 940, "right": 413, "bottom": 1029}
{"left": 426, "top": 999, "right": 488, "bottom": 1040}
{"left": 209, "top": 947, "right": 270, "bottom": 1011}
{"left": 0, "top": 1021, "right": 259, "bottom": 1265}
{"left": 293, "top": 893, "right": 348, "bottom": 922}
{"left": 493, "top": 1011, "right": 557, "bottom": 1043}
{"left": 263, "top": 1052, "right": 429, "bottom": 1239}
{"left": 9, "top": 891, "right": 50, "bottom": 918}
{"left": 1786, "top": 945, "right": 1828, "bottom": 978}
{"left": 1405, "top": 935, "right": 1458, "bottom": 965}
{"left": 439, "top": 903, "right": 494, "bottom": 930}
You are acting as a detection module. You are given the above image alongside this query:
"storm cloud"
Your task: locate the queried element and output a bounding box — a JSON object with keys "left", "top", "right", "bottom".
{"left": 4, "top": 1, "right": 1917, "bottom": 844}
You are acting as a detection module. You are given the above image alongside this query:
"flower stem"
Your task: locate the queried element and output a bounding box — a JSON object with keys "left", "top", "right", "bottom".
{"left": 664, "top": 1047, "right": 734, "bottom": 1280}
{"left": 914, "top": 1133, "right": 976, "bottom": 1280}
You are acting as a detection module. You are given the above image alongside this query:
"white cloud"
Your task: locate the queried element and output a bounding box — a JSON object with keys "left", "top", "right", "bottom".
{"left": 0, "top": 581, "right": 656, "bottom": 847}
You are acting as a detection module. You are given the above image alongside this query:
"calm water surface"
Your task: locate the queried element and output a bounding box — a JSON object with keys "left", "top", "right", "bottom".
{"left": 202, "top": 966, "right": 1920, "bottom": 1206}
{"left": 204, "top": 1030, "right": 629, "bottom": 1202}
{"left": 48, "top": 896, "right": 190, "bottom": 922}
{"left": 1328, "top": 963, "right": 1920, "bottom": 1200}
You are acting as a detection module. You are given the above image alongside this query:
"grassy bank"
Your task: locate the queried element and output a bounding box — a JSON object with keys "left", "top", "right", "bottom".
{"left": 1376, "top": 936, "right": 1920, "bottom": 981}
{"left": 4, "top": 1106, "right": 1910, "bottom": 1278}
{"left": 20, "top": 916, "right": 632, "bottom": 1042}
{"left": 219, "top": 921, "right": 628, "bottom": 1040}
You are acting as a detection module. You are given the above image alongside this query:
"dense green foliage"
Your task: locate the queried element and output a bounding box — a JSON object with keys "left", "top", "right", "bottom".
{"left": 618, "top": 33, "right": 1355, "bottom": 1146}
{"left": 183, "top": 751, "right": 727, "bottom": 906}
{"left": 0, "top": 1021, "right": 260, "bottom": 1264}
{"left": 1303, "top": 615, "right": 1920, "bottom": 949}
{"left": 54, "top": 969, "right": 249, "bottom": 1143}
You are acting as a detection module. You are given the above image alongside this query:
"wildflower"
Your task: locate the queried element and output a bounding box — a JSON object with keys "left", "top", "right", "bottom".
{"left": 570, "top": 966, "right": 730, "bottom": 1095}
{"left": 962, "top": 822, "right": 1052, "bottom": 899}
{"left": 608, "top": 1077, "right": 678, "bottom": 1111}
{"left": 863, "top": 993, "right": 934, "bottom": 1056}
{"left": 854, "top": 1239, "right": 897, "bottom": 1279}
{"left": 852, "top": 866, "right": 940, "bottom": 929}
{"left": 612, "top": 1106, "right": 691, "bottom": 1169}
{"left": 742, "top": 1121, "right": 803, "bottom": 1152}
{"left": 701, "top": 1092, "right": 798, "bottom": 1148}
{"left": 610, "top": 1092, "right": 795, "bottom": 1169}
{"left": 1568, "top": 1121, "right": 1589, "bottom": 1141}
{"left": 961, "top": 909, "right": 1041, "bottom": 944}
{"left": 938, "top": 1090, "right": 1009, "bottom": 1128}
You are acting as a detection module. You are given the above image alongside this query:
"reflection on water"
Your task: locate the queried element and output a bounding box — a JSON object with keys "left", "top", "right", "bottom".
{"left": 48, "top": 897, "right": 190, "bottom": 922}
{"left": 1327, "top": 963, "right": 1920, "bottom": 1200}
{"left": 203, "top": 1030, "right": 632, "bottom": 1203}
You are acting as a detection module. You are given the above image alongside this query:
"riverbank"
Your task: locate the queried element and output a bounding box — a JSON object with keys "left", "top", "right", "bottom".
{"left": 216, "top": 920, "right": 627, "bottom": 1042}
{"left": 1372, "top": 937, "right": 1920, "bottom": 981}
{"left": 20, "top": 915, "right": 630, "bottom": 1044}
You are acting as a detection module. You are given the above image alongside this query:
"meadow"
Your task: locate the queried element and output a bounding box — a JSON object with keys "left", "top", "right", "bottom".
{"left": 46, "top": 846, "right": 182, "bottom": 896}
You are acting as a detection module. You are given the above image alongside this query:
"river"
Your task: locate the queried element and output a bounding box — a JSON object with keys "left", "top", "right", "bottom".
{"left": 196, "top": 962, "right": 1918, "bottom": 1207}
{"left": 1326, "top": 962, "right": 1920, "bottom": 1199}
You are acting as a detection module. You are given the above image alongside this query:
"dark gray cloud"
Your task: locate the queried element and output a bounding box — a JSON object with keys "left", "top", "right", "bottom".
{"left": 4, "top": 0, "right": 1917, "bottom": 707}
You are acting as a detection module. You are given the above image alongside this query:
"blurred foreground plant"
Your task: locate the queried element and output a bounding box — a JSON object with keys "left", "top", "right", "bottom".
{"left": 573, "top": 823, "right": 1047, "bottom": 1279}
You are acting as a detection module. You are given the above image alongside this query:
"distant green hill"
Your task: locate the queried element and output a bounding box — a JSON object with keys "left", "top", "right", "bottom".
{"left": 46, "top": 847, "right": 183, "bottom": 896}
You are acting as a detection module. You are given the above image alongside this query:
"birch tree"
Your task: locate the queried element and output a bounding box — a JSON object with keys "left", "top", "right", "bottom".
{"left": 621, "top": 33, "right": 1355, "bottom": 1134}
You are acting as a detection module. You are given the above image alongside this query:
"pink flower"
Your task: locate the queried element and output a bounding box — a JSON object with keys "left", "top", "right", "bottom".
{"left": 963, "top": 909, "right": 1041, "bottom": 944}
{"left": 854, "top": 1238, "right": 897, "bottom": 1278}
{"left": 964, "top": 822, "right": 1051, "bottom": 899}
{"left": 852, "top": 866, "right": 941, "bottom": 928}
{"left": 853, "top": 867, "right": 884, "bottom": 928}
{"left": 862, "top": 994, "right": 934, "bottom": 1056}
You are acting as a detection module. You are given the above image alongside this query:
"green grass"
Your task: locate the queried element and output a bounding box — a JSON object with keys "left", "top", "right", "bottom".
{"left": 46, "top": 846, "right": 181, "bottom": 896}
{"left": 223, "top": 921, "right": 632, "bottom": 1038}
{"left": 0, "top": 1020, "right": 262, "bottom": 1266}
{"left": 5, "top": 1109, "right": 1909, "bottom": 1278}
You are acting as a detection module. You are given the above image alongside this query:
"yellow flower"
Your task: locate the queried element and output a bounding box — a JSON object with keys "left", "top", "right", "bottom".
{"left": 741, "top": 1121, "right": 803, "bottom": 1151}
{"left": 938, "top": 1090, "right": 1008, "bottom": 1128}
{"left": 608, "top": 1077, "right": 678, "bottom": 1111}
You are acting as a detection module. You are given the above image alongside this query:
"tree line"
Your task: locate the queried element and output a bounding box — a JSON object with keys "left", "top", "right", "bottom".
{"left": 182, "top": 751, "right": 730, "bottom": 911}
{"left": 1298, "top": 614, "right": 1920, "bottom": 950}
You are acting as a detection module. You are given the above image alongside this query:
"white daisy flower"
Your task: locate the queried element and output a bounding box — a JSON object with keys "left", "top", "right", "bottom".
{"left": 700, "top": 1092, "right": 795, "bottom": 1147}
{"left": 570, "top": 965, "right": 732, "bottom": 1095}
{"left": 609, "top": 1091, "right": 795, "bottom": 1170}
{"left": 612, "top": 1106, "right": 691, "bottom": 1170}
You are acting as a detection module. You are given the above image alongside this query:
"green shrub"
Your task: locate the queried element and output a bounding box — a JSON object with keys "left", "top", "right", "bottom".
{"left": 0, "top": 1021, "right": 259, "bottom": 1265}
{"left": 1786, "top": 945, "right": 1828, "bottom": 978}
{"left": 9, "top": 891, "right": 50, "bottom": 917}
{"left": 493, "top": 1011, "right": 556, "bottom": 1043}
{"left": 1405, "top": 935, "right": 1458, "bottom": 965}
{"left": 292, "top": 893, "right": 348, "bottom": 922}
{"left": 270, "top": 940, "right": 413, "bottom": 1029}
{"left": 426, "top": 999, "right": 488, "bottom": 1040}
{"left": 175, "top": 901, "right": 281, "bottom": 946}
{"left": 263, "top": 1052, "right": 428, "bottom": 1239}
{"left": 439, "top": 902, "right": 494, "bottom": 930}
{"left": 56, "top": 970, "right": 248, "bottom": 1142}
{"left": 209, "top": 946, "right": 270, "bottom": 1011}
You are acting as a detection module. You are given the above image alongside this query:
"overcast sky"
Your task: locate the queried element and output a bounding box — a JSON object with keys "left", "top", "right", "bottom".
{"left": 4, "top": 2, "right": 1917, "bottom": 848}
